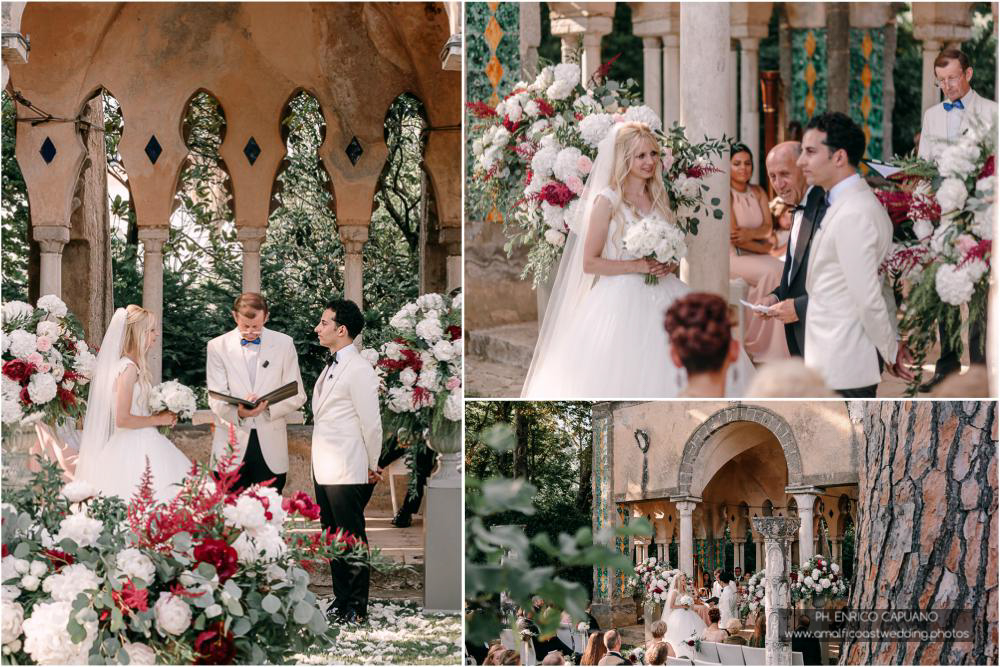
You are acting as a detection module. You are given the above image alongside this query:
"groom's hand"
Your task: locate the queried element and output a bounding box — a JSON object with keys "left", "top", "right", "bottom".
{"left": 889, "top": 345, "right": 915, "bottom": 382}
{"left": 367, "top": 467, "right": 383, "bottom": 484}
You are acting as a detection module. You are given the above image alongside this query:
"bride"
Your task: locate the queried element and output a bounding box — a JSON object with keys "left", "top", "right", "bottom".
{"left": 521, "top": 122, "right": 753, "bottom": 398}
{"left": 75, "top": 305, "right": 191, "bottom": 502}
{"left": 661, "top": 572, "right": 708, "bottom": 659}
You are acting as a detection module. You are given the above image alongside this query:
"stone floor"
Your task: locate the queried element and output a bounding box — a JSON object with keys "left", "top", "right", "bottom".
{"left": 466, "top": 321, "right": 966, "bottom": 399}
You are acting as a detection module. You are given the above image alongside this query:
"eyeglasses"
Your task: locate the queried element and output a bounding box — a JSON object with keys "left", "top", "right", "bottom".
{"left": 935, "top": 75, "right": 965, "bottom": 88}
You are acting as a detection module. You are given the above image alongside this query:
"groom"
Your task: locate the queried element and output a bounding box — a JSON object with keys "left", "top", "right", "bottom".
{"left": 206, "top": 293, "right": 306, "bottom": 492}
{"left": 311, "top": 298, "right": 383, "bottom": 623}
{"left": 717, "top": 571, "right": 739, "bottom": 626}
{"left": 797, "top": 112, "right": 913, "bottom": 397}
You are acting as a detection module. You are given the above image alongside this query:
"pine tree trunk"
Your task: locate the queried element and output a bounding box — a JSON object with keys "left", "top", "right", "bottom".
{"left": 842, "top": 402, "right": 997, "bottom": 665}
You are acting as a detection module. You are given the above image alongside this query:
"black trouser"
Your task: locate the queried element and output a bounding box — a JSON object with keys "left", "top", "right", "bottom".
{"left": 378, "top": 441, "right": 436, "bottom": 515}
{"left": 232, "top": 429, "right": 286, "bottom": 494}
{"left": 313, "top": 477, "right": 375, "bottom": 615}
{"left": 935, "top": 316, "right": 986, "bottom": 375}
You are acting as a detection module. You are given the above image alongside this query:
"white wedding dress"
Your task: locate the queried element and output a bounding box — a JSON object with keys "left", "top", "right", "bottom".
{"left": 661, "top": 590, "right": 708, "bottom": 659}
{"left": 521, "top": 123, "right": 754, "bottom": 399}
{"left": 75, "top": 309, "right": 191, "bottom": 503}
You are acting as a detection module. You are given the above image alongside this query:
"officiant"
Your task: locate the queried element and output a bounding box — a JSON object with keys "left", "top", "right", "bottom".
{"left": 207, "top": 293, "right": 307, "bottom": 493}
{"left": 916, "top": 48, "right": 998, "bottom": 391}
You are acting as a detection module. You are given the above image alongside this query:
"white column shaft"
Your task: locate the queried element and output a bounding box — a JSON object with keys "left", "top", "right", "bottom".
{"left": 139, "top": 228, "right": 169, "bottom": 385}
{"left": 642, "top": 37, "right": 663, "bottom": 121}
{"left": 677, "top": 501, "right": 697, "bottom": 577}
{"left": 740, "top": 38, "right": 761, "bottom": 185}
{"left": 581, "top": 33, "right": 603, "bottom": 84}
{"left": 922, "top": 40, "right": 942, "bottom": 112}
{"left": 662, "top": 34, "right": 680, "bottom": 129}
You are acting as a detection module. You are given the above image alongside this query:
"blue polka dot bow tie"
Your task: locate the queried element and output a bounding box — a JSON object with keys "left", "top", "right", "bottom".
{"left": 943, "top": 99, "right": 965, "bottom": 112}
{"left": 241, "top": 337, "right": 261, "bottom": 346}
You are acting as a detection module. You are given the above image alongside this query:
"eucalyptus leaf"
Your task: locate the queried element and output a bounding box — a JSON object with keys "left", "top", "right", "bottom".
{"left": 261, "top": 593, "right": 282, "bottom": 614}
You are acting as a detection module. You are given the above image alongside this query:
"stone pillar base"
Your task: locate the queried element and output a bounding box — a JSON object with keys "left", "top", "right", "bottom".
{"left": 423, "top": 485, "right": 461, "bottom": 612}
{"left": 590, "top": 599, "right": 637, "bottom": 630}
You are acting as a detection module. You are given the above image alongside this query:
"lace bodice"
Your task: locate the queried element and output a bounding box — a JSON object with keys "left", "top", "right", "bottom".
{"left": 113, "top": 358, "right": 150, "bottom": 431}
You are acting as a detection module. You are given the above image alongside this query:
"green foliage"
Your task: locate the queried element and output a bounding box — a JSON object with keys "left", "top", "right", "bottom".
{"left": 601, "top": 4, "right": 643, "bottom": 88}
{"left": 1, "top": 92, "right": 29, "bottom": 301}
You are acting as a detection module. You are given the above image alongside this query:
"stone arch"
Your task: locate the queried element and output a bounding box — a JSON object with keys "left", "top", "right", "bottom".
{"left": 676, "top": 405, "right": 803, "bottom": 497}
{"left": 272, "top": 88, "right": 336, "bottom": 219}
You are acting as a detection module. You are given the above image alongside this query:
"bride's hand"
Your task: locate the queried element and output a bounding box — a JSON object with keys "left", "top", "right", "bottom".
{"left": 638, "top": 259, "right": 676, "bottom": 277}
{"left": 153, "top": 410, "right": 177, "bottom": 427}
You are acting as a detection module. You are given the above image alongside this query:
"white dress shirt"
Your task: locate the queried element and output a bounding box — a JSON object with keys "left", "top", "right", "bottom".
{"left": 826, "top": 173, "right": 861, "bottom": 207}
{"left": 241, "top": 335, "right": 260, "bottom": 387}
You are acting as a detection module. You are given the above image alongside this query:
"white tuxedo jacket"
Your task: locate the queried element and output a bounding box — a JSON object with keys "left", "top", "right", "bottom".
{"left": 804, "top": 177, "right": 898, "bottom": 390}
{"left": 718, "top": 583, "right": 739, "bottom": 626}
{"left": 206, "top": 327, "right": 306, "bottom": 473}
{"left": 311, "top": 346, "right": 382, "bottom": 485}
{"left": 918, "top": 89, "right": 998, "bottom": 162}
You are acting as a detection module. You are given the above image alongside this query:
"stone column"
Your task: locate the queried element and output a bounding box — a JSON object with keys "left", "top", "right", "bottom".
{"left": 33, "top": 226, "right": 69, "bottom": 299}
{"left": 549, "top": 6, "right": 613, "bottom": 84}
{"left": 642, "top": 37, "right": 663, "bottom": 120}
{"left": 830, "top": 538, "right": 842, "bottom": 564}
{"left": 662, "top": 35, "right": 680, "bottom": 129}
{"left": 739, "top": 37, "right": 762, "bottom": 184}
{"left": 673, "top": 497, "right": 700, "bottom": 577}
{"left": 237, "top": 227, "right": 267, "bottom": 294}
{"left": 520, "top": 3, "right": 541, "bottom": 80}
{"left": 580, "top": 33, "right": 605, "bottom": 83}
{"left": 729, "top": 43, "right": 739, "bottom": 139}
{"left": 733, "top": 538, "right": 746, "bottom": 572}
{"left": 340, "top": 225, "right": 369, "bottom": 308}
{"left": 138, "top": 227, "right": 169, "bottom": 384}
{"left": 792, "top": 489, "right": 821, "bottom": 566}
{"left": 679, "top": 3, "right": 731, "bottom": 297}
{"left": 921, "top": 39, "right": 943, "bottom": 112}
{"left": 440, "top": 227, "right": 462, "bottom": 293}
{"left": 754, "top": 537, "right": 763, "bottom": 571}
{"left": 751, "top": 516, "right": 800, "bottom": 666}
{"left": 559, "top": 34, "right": 580, "bottom": 65}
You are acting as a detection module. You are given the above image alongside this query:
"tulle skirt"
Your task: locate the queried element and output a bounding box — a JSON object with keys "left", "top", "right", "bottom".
{"left": 523, "top": 273, "right": 754, "bottom": 399}
{"left": 91, "top": 427, "right": 191, "bottom": 503}
{"left": 662, "top": 608, "right": 708, "bottom": 659}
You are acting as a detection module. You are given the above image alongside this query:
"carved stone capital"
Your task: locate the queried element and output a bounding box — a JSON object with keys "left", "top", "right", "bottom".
{"left": 137, "top": 226, "right": 170, "bottom": 255}
{"left": 751, "top": 516, "right": 800, "bottom": 541}
{"left": 339, "top": 223, "right": 370, "bottom": 254}
{"left": 32, "top": 225, "right": 70, "bottom": 254}
{"left": 237, "top": 226, "right": 268, "bottom": 253}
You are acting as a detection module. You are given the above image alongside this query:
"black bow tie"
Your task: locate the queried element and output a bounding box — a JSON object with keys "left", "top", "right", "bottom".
{"left": 325, "top": 351, "right": 338, "bottom": 368}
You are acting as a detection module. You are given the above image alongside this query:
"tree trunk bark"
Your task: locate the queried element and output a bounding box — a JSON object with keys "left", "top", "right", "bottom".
{"left": 843, "top": 402, "right": 997, "bottom": 665}
{"left": 576, "top": 432, "right": 593, "bottom": 515}
{"left": 513, "top": 404, "right": 529, "bottom": 480}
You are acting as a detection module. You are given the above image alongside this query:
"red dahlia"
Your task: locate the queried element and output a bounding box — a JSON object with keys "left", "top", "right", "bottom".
{"left": 194, "top": 622, "right": 236, "bottom": 665}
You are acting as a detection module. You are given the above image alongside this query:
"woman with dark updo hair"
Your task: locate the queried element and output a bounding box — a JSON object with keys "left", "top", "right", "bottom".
{"left": 664, "top": 293, "right": 741, "bottom": 397}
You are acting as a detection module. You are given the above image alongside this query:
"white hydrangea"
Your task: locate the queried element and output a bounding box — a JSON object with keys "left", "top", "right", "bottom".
{"left": 544, "top": 229, "right": 567, "bottom": 247}
{"left": 222, "top": 495, "right": 268, "bottom": 534}
{"left": 35, "top": 295, "right": 68, "bottom": 319}
{"left": 546, "top": 63, "right": 580, "bottom": 100}
{"left": 572, "top": 92, "right": 602, "bottom": 114}
{"left": 415, "top": 316, "right": 444, "bottom": 343}
{"left": 26, "top": 373, "right": 57, "bottom": 405}
{"left": 386, "top": 386, "right": 416, "bottom": 413}
{"left": 936, "top": 177, "right": 969, "bottom": 213}
{"left": 7, "top": 330, "right": 38, "bottom": 360}
{"left": 2, "top": 397, "right": 24, "bottom": 425}
{"left": 388, "top": 304, "right": 419, "bottom": 333}
{"left": 431, "top": 339, "right": 456, "bottom": 362}
{"left": 531, "top": 143, "right": 560, "bottom": 179}
{"left": 811, "top": 568, "right": 821, "bottom": 580}
{"left": 624, "top": 105, "right": 663, "bottom": 132}
{"left": 2, "top": 301, "right": 33, "bottom": 324}
{"left": 938, "top": 141, "right": 980, "bottom": 179}
{"left": 231, "top": 525, "right": 287, "bottom": 564}
{"left": 579, "top": 113, "right": 614, "bottom": 148}
{"left": 116, "top": 548, "right": 156, "bottom": 584}
{"left": 443, "top": 391, "right": 463, "bottom": 421}
{"left": 912, "top": 218, "right": 934, "bottom": 240}
{"left": 553, "top": 147, "right": 584, "bottom": 183}
{"left": 935, "top": 263, "right": 975, "bottom": 305}
{"left": 961, "top": 258, "right": 989, "bottom": 283}
{"left": 73, "top": 349, "right": 96, "bottom": 381}
{"left": 41, "top": 563, "right": 100, "bottom": 603}
{"left": 541, "top": 202, "right": 567, "bottom": 231}
{"left": 417, "top": 366, "right": 440, "bottom": 392}
{"left": 416, "top": 293, "right": 445, "bottom": 311}
{"left": 972, "top": 201, "right": 994, "bottom": 239}
{"left": 530, "top": 66, "right": 555, "bottom": 94}
{"left": 523, "top": 100, "right": 540, "bottom": 118}
{"left": 154, "top": 592, "right": 192, "bottom": 636}
{"left": 55, "top": 512, "right": 103, "bottom": 548}
{"left": 2, "top": 600, "right": 23, "bottom": 646}
{"left": 253, "top": 485, "right": 286, "bottom": 527}
{"left": 28, "top": 562, "right": 46, "bottom": 578}
{"left": 21, "top": 600, "right": 96, "bottom": 664}
{"left": 830, "top": 563, "right": 840, "bottom": 574}
{"left": 931, "top": 221, "right": 955, "bottom": 255}
{"left": 35, "top": 321, "right": 61, "bottom": 340}
{"left": 820, "top": 578, "right": 831, "bottom": 589}
{"left": 526, "top": 119, "right": 549, "bottom": 141}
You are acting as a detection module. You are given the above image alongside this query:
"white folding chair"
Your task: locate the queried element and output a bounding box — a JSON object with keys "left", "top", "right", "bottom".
{"left": 741, "top": 645, "right": 766, "bottom": 665}
{"left": 695, "top": 640, "right": 721, "bottom": 663}
{"left": 715, "top": 642, "right": 747, "bottom": 665}
{"left": 792, "top": 651, "right": 805, "bottom": 666}
{"left": 691, "top": 659, "right": 719, "bottom": 667}
{"left": 666, "top": 657, "right": 694, "bottom": 666}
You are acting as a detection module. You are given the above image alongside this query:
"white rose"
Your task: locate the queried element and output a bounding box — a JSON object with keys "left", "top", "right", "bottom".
{"left": 123, "top": 642, "right": 157, "bottom": 665}
{"left": 417, "top": 366, "right": 440, "bottom": 391}
{"left": 60, "top": 480, "right": 99, "bottom": 504}
{"left": 35, "top": 321, "right": 61, "bottom": 339}
{"left": 8, "top": 330, "right": 37, "bottom": 360}
{"left": 116, "top": 548, "right": 156, "bottom": 584}
{"left": 12, "top": 560, "right": 28, "bottom": 576}
{"left": 22, "top": 600, "right": 96, "bottom": 664}
{"left": 36, "top": 295, "right": 68, "bottom": 319}
{"left": 830, "top": 563, "right": 840, "bottom": 574}
{"left": 677, "top": 176, "right": 701, "bottom": 199}
{"left": 28, "top": 561, "right": 47, "bottom": 578}
{"left": 541, "top": 201, "right": 568, "bottom": 231}
{"left": 803, "top": 576, "right": 814, "bottom": 586}
{"left": 253, "top": 485, "right": 286, "bottom": 526}
{"left": 42, "top": 563, "right": 100, "bottom": 603}
{"left": 222, "top": 495, "right": 267, "bottom": 533}
{"left": 820, "top": 578, "right": 831, "bottom": 589}
{"left": 912, "top": 218, "right": 934, "bottom": 240}
{"left": 936, "top": 177, "right": 969, "bottom": 212}
{"left": 2, "top": 301, "right": 34, "bottom": 324}
{"left": 55, "top": 512, "right": 103, "bottom": 549}
{"left": 415, "top": 316, "right": 444, "bottom": 343}
{"left": 531, "top": 144, "right": 560, "bottom": 179}
{"left": 19, "top": 575, "right": 39, "bottom": 592}
{"left": 544, "top": 229, "right": 566, "bottom": 247}
{"left": 154, "top": 592, "right": 192, "bottom": 636}
{"left": 431, "top": 339, "right": 456, "bottom": 362}
{"left": 935, "top": 263, "right": 975, "bottom": 306}
{"left": 399, "top": 367, "right": 417, "bottom": 387}
{"left": 2, "top": 600, "right": 23, "bottom": 645}
{"left": 811, "top": 568, "right": 821, "bottom": 580}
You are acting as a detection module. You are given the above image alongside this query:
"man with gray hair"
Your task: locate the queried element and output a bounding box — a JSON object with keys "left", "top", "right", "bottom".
{"left": 597, "top": 630, "right": 627, "bottom": 665}
{"left": 755, "top": 141, "right": 825, "bottom": 358}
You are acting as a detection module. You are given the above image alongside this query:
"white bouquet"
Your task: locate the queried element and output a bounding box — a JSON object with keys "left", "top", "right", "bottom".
{"left": 148, "top": 380, "right": 197, "bottom": 421}
{"left": 622, "top": 214, "right": 688, "bottom": 285}
{"left": 679, "top": 594, "right": 693, "bottom": 608}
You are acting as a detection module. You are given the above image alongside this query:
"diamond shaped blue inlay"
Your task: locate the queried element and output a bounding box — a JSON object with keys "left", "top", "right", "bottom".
{"left": 244, "top": 137, "right": 261, "bottom": 165}
{"left": 39, "top": 137, "right": 56, "bottom": 164}
{"left": 346, "top": 137, "right": 363, "bottom": 165}
{"left": 144, "top": 135, "right": 162, "bottom": 164}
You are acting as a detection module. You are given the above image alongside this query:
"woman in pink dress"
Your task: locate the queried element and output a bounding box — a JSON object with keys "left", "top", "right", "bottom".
{"left": 729, "top": 144, "right": 790, "bottom": 363}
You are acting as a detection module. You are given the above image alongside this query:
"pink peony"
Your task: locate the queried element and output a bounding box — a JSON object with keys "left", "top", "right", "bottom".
{"left": 35, "top": 336, "right": 53, "bottom": 353}
{"left": 565, "top": 175, "right": 585, "bottom": 195}
{"left": 955, "top": 234, "right": 978, "bottom": 255}
{"left": 26, "top": 352, "right": 44, "bottom": 366}
{"left": 577, "top": 155, "right": 593, "bottom": 175}
{"left": 445, "top": 376, "right": 461, "bottom": 390}
{"left": 661, "top": 149, "right": 675, "bottom": 173}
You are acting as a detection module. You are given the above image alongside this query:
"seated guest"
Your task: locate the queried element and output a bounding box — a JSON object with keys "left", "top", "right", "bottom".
{"left": 496, "top": 649, "right": 521, "bottom": 665}
{"left": 730, "top": 142, "right": 790, "bottom": 363}
{"left": 746, "top": 358, "right": 836, "bottom": 398}
{"left": 748, "top": 614, "right": 766, "bottom": 648}
{"left": 541, "top": 651, "right": 566, "bottom": 665}
{"left": 701, "top": 607, "right": 728, "bottom": 643}
{"left": 722, "top": 619, "right": 747, "bottom": 645}
{"left": 790, "top": 615, "right": 823, "bottom": 666}
{"left": 645, "top": 642, "right": 674, "bottom": 665}
{"left": 597, "top": 630, "right": 628, "bottom": 666}
{"left": 665, "top": 293, "right": 741, "bottom": 398}
{"left": 581, "top": 632, "right": 608, "bottom": 666}
{"left": 646, "top": 620, "right": 668, "bottom": 654}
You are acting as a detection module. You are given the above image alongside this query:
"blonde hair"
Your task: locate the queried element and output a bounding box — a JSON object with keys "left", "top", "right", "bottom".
{"left": 122, "top": 304, "right": 156, "bottom": 400}
{"left": 610, "top": 122, "right": 671, "bottom": 236}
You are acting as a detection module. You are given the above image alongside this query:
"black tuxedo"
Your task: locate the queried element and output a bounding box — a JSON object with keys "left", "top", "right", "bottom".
{"left": 771, "top": 185, "right": 826, "bottom": 357}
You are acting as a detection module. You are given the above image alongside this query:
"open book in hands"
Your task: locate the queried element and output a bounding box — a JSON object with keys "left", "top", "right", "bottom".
{"left": 208, "top": 381, "right": 299, "bottom": 409}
